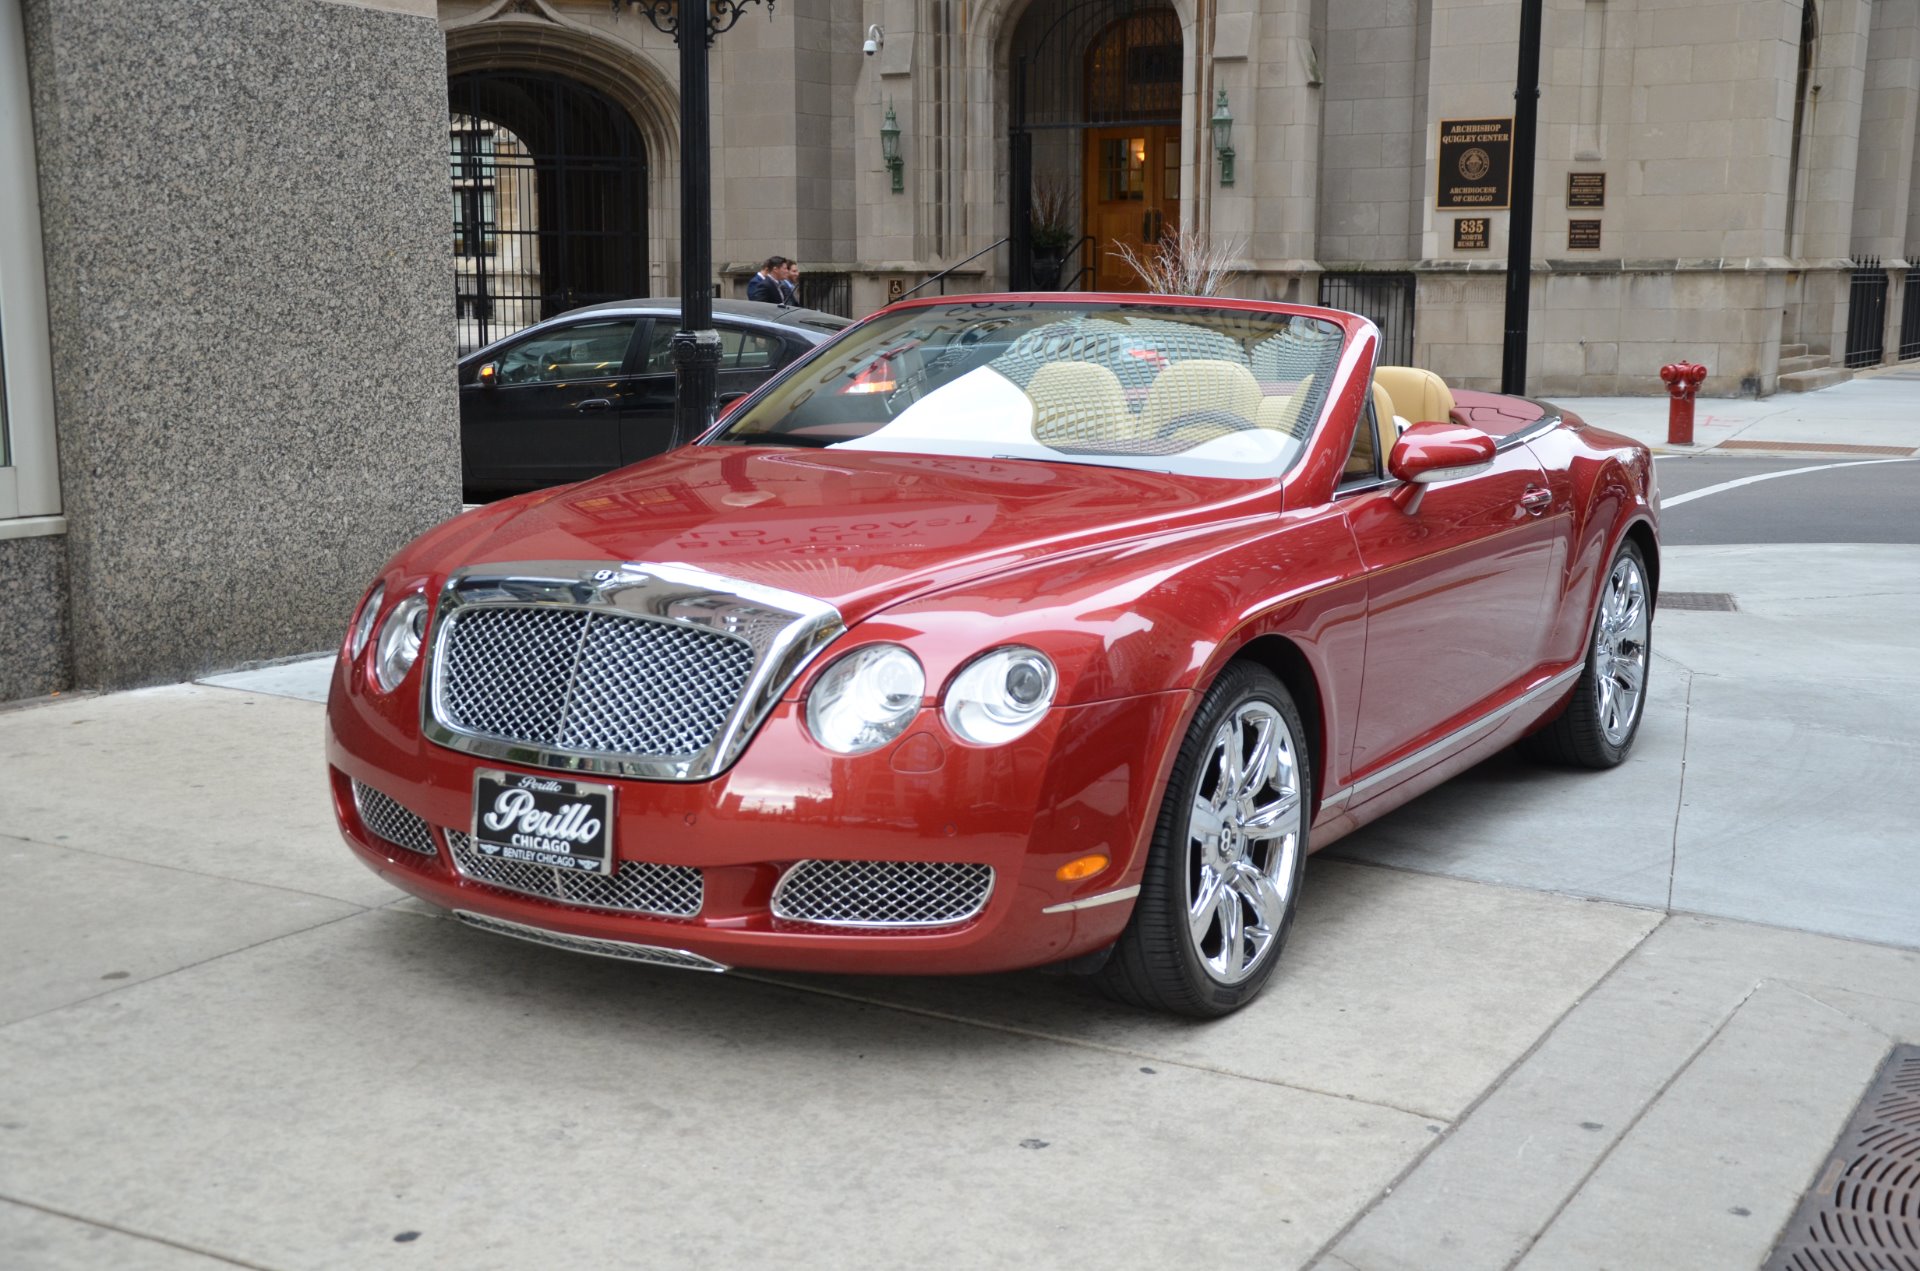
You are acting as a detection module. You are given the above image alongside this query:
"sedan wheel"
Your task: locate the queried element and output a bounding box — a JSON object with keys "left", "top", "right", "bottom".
{"left": 1097, "top": 662, "right": 1309, "bottom": 1017}
{"left": 1526, "top": 538, "right": 1653, "bottom": 768}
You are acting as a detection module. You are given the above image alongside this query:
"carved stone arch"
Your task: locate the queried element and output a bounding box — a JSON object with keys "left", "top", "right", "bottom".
{"left": 443, "top": 6, "right": 680, "bottom": 303}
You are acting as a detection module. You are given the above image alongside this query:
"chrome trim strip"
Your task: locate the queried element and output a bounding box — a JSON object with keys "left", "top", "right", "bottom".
{"left": 422, "top": 560, "right": 844, "bottom": 781}
{"left": 451, "top": 911, "right": 729, "bottom": 973}
{"left": 1341, "top": 664, "right": 1585, "bottom": 804}
{"left": 1041, "top": 884, "right": 1142, "bottom": 915}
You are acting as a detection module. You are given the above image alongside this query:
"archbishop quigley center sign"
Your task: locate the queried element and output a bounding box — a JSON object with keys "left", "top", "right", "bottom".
{"left": 1436, "top": 118, "right": 1513, "bottom": 210}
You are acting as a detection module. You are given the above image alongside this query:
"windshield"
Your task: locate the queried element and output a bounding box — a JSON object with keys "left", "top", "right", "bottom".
{"left": 712, "top": 300, "right": 1347, "bottom": 479}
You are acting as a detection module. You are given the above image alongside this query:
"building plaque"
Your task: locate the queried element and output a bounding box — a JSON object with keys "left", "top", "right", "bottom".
{"left": 1454, "top": 217, "right": 1490, "bottom": 250}
{"left": 1436, "top": 118, "right": 1513, "bottom": 210}
{"left": 1568, "top": 172, "right": 1606, "bottom": 209}
{"left": 1568, "top": 219, "right": 1603, "bottom": 251}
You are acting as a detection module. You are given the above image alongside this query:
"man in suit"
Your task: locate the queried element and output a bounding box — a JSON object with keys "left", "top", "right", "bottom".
{"left": 748, "top": 256, "right": 792, "bottom": 305}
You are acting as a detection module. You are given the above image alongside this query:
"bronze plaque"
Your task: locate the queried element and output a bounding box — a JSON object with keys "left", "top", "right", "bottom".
{"left": 1454, "top": 217, "right": 1490, "bottom": 250}
{"left": 1436, "top": 118, "right": 1513, "bottom": 210}
{"left": 1568, "top": 219, "right": 1603, "bottom": 251}
{"left": 1568, "top": 172, "right": 1606, "bottom": 209}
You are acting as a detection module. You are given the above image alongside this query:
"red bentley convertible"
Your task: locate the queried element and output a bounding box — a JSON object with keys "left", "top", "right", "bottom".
{"left": 327, "top": 295, "right": 1657, "bottom": 1017}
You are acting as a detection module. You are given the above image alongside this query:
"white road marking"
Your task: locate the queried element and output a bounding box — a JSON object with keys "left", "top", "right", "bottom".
{"left": 1662, "top": 458, "right": 1915, "bottom": 509}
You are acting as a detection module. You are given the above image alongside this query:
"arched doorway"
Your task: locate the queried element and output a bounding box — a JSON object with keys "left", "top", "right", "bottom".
{"left": 1008, "top": 1, "right": 1183, "bottom": 292}
{"left": 449, "top": 72, "right": 649, "bottom": 352}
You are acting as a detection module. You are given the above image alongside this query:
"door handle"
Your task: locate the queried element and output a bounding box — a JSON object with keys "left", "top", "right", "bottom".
{"left": 576, "top": 398, "right": 612, "bottom": 413}
{"left": 1520, "top": 486, "right": 1553, "bottom": 514}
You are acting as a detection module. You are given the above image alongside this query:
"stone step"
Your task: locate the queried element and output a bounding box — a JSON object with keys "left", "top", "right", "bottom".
{"left": 1779, "top": 342, "right": 1809, "bottom": 359}
{"left": 1778, "top": 353, "right": 1829, "bottom": 375}
{"left": 1778, "top": 365, "right": 1854, "bottom": 392}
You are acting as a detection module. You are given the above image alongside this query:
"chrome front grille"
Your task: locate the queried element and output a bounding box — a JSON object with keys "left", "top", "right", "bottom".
{"left": 453, "top": 911, "right": 728, "bottom": 972}
{"left": 437, "top": 606, "right": 754, "bottom": 758}
{"left": 352, "top": 782, "right": 437, "bottom": 858}
{"left": 772, "top": 860, "right": 995, "bottom": 928}
{"left": 446, "top": 829, "right": 702, "bottom": 918}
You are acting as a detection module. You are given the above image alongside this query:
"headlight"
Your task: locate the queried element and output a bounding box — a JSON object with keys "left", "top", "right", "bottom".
{"left": 942, "top": 647, "right": 1057, "bottom": 745}
{"left": 371, "top": 595, "right": 429, "bottom": 693}
{"left": 347, "top": 583, "right": 384, "bottom": 660}
{"left": 806, "top": 644, "right": 925, "bottom": 754}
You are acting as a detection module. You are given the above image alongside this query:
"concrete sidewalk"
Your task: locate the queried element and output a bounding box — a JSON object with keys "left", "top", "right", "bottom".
{"left": 3, "top": 378, "right": 1918, "bottom": 1270}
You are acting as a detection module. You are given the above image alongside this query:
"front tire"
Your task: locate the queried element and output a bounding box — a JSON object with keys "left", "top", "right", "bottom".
{"left": 1096, "top": 663, "right": 1310, "bottom": 1018}
{"left": 1527, "top": 538, "right": 1652, "bottom": 768}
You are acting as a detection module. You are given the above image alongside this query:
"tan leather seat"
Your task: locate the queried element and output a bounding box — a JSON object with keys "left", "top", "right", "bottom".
{"left": 1255, "top": 373, "right": 1316, "bottom": 438}
{"left": 1141, "top": 360, "right": 1264, "bottom": 434}
{"left": 1372, "top": 365, "right": 1457, "bottom": 428}
{"left": 1346, "top": 382, "right": 1395, "bottom": 479}
{"left": 1027, "top": 361, "right": 1134, "bottom": 451}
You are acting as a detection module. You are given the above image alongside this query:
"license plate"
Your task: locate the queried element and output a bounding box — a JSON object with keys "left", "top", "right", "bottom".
{"left": 472, "top": 770, "right": 615, "bottom": 875}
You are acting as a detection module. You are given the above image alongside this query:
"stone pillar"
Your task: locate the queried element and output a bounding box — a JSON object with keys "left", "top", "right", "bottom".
{"left": 23, "top": 0, "right": 459, "bottom": 690}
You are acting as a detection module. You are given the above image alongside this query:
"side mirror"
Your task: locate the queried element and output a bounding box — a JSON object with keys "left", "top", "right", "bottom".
{"left": 1387, "top": 421, "right": 1496, "bottom": 512}
{"left": 476, "top": 362, "right": 500, "bottom": 390}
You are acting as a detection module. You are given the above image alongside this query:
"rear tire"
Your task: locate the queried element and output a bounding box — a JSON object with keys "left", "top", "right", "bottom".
{"left": 1525, "top": 539, "right": 1652, "bottom": 768}
{"left": 1095, "top": 663, "right": 1310, "bottom": 1018}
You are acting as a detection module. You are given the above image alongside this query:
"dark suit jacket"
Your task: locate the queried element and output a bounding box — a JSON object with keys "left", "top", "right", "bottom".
{"left": 747, "top": 273, "right": 786, "bottom": 304}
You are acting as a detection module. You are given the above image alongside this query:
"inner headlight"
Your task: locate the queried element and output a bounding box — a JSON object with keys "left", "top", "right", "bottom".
{"left": 371, "top": 595, "right": 429, "bottom": 693}
{"left": 806, "top": 644, "right": 925, "bottom": 755}
{"left": 942, "top": 647, "right": 1057, "bottom": 745}
{"left": 347, "top": 582, "right": 384, "bottom": 660}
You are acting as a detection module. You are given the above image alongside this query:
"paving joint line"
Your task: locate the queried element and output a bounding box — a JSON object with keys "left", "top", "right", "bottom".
{"left": 732, "top": 971, "right": 1451, "bottom": 1122}
{"left": 0, "top": 829, "right": 377, "bottom": 913}
{"left": 1666, "top": 669, "right": 1693, "bottom": 914}
{"left": 0, "top": 909, "right": 375, "bottom": 1033}
{"left": 0, "top": 1193, "right": 287, "bottom": 1271}
{"left": 1306, "top": 915, "right": 1671, "bottom": 1269}
{"left": 1499, "top": 978, "right": 1764, "bottom": 1270}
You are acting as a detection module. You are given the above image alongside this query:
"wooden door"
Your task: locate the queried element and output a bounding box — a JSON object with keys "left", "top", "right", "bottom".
{"left": 1083, "top": 125, "right": 1181, "bottom": 292}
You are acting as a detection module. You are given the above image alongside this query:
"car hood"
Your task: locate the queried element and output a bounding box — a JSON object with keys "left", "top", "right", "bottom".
{"left": 433, "top": 447, "right": 1274, "bottom": 624}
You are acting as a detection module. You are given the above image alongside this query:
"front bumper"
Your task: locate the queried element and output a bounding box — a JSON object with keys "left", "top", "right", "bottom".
{"left": 326, "top": 655, "right": 1189, "bottom": 976}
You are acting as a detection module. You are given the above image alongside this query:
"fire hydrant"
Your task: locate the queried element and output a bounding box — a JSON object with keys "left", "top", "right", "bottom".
{"left": 1659, "top": 361, "right": 1708, "bottom": 445}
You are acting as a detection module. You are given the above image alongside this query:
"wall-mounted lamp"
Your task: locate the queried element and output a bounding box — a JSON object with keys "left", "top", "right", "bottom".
{"left": 881, "top": 100, "right": 903, "bottom": 194}
{"left": 1211, "top": 88, "right": 1235, "bottom": 186}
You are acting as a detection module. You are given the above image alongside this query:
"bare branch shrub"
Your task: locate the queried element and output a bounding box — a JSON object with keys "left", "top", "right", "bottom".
{"left": 1109, "top": 226, "right": 1244, "bottom": 296}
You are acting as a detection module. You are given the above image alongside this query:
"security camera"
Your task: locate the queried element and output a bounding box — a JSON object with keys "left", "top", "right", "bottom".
{"left": 864, "top": 24, "right": 882, "bottom": 56}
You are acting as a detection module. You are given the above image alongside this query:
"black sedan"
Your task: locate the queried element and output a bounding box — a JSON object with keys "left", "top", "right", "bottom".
{"left": 457, "top": 298, "right": 851, "bottom": 501}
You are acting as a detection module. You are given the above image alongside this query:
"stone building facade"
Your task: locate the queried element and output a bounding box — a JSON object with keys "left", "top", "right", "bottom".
{"left": 4, "top": 0, "right": 1916, "bottom": 699}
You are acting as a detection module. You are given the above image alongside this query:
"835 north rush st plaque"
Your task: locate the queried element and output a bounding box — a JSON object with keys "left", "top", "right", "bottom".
{"left": 1437, "top": 118, "right": 1513, "bottom": 210}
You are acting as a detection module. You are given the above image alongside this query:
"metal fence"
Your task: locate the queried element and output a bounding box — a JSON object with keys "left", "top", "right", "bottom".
{"left": 798, "top": 272, "right": 852, "bottom": 318}
{"left": 1844, "top": 256, "right": 1888, "bottom": 369}
{"left": 1899, "top": 270, "right": 1920, "bottom": 362}
{"left": 1318, "top": 272, "right": 1417, "bottom": 367}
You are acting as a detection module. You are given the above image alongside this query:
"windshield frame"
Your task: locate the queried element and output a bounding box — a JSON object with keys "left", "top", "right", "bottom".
{"left": 703, "top": 294, "right": 1373, "bottom": 483}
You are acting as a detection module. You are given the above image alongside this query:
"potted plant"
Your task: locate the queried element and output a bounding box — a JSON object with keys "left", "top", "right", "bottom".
{"left": 1029, "top": 180, "right": 1077, "bottom": 290}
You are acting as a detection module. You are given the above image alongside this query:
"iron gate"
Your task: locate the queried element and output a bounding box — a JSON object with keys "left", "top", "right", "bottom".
{"left": 1899, "top": 270, "right": 1920, "bottom": 362}
{"left": 1319, "top": 273, "right": 1417, "bottom": 367}
{"left": 1844, "top": 256, "right": 1888, "bottom": 369}
{"left": 1008, "top": 0, "right": 1182, "bottom": 289}
{"left": 450, "top": 72, "right": 648, "bottom": 354}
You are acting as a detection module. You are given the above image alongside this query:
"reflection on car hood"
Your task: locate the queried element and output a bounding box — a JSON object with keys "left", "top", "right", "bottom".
{"left": 451, "top": 447, "right": 1271, "bottom": 623}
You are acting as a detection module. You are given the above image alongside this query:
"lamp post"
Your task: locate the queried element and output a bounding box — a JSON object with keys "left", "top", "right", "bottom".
{"left": 1210, "top": 89, "right": 1235, "bottom": 187}
{"left": 880, "top": 101, "right": 904, "bottom": 194}
{"left": 617, "top": 0, "right": 777, "bottom": 449}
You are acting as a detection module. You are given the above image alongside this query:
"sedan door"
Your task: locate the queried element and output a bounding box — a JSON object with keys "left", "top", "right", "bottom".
{"left": 460, "top": 315, "right": 639, "bottom": 496}
{"left": 618, "top": 321, "right": 799, "bottom": 464}
{"left": 1342, "top": 402, "right": 1563, "bottom": 781}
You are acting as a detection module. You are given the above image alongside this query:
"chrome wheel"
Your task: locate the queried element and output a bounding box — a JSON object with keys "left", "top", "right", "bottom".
{"left": 1593, "top": 553, "right": 1650, "bottom": 747}
{"left": 1183, "top": 701, "right": 1303, "bottom": 985}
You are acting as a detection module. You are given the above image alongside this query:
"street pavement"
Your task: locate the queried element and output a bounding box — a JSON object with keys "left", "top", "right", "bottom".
{"left": 2, "top": 374, "right": 1917, "bottom": 1270}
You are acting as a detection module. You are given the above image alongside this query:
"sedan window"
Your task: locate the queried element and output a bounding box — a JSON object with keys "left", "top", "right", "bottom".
{"left": 494, "top": 319, "right": 638, "bottom": 386}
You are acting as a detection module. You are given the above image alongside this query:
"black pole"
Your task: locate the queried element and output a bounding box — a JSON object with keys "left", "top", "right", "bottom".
{"left": 1009, "top": 56, "right": 1032, "bottom": 290}
{"left": 669, "top": 20, "right": 721, "bottom": 449}
{"left": 1501, "top": 0, "right": 1544, "bottom": 395}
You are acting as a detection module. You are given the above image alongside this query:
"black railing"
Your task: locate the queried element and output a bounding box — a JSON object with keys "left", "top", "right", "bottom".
{"left": 1845, "top": 256, "right": 1889, "bottom": 369}
{"left": 1319, "top": 272, "right": 1417, "bottom": 367}
{"left": 898, "top": 237, "right": 1011, "bottom": 302}
{"left": 798, "top": 272, "right": 852, "bottom": 318}
{"left": 1899, "top": 270, "right": 1920, "bottom": 361}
